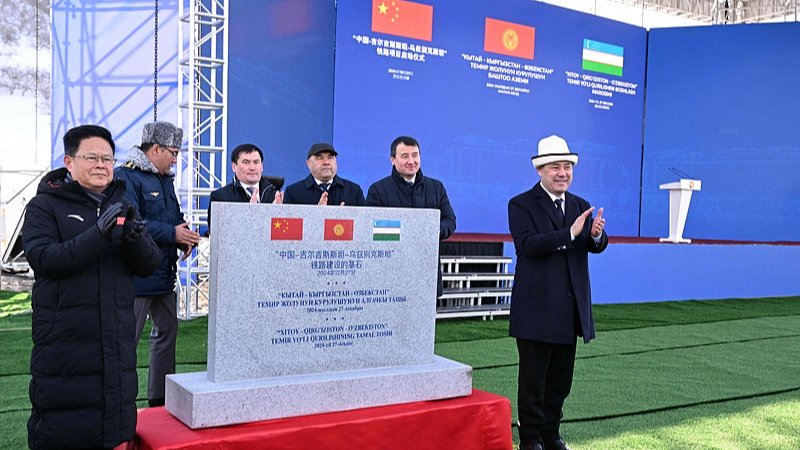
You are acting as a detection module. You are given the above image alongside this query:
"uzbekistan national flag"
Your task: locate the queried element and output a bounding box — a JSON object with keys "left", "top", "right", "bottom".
{"left": 484, "top": 18, "right": 535, "bottom": 60}
{"left": 582, "top": 39, "right": 624, "bottom": 77}
{"left": 372, "top": 0, "right": 433, "bottom": 42}
{"left": 373, "top": 220, "right": 400, "bottom": 241}
{"left": 271, "top": 217, "right": 303, "bottom": 240}
{"left": 324, "top": 219, "right": 354, "bottom": 241}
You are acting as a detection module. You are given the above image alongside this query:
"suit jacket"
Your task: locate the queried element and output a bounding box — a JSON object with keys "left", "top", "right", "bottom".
{"left": 508, "top": 182, "right": 608, "bottom": 344}
{"left": 207, "top": 176, "right": 277, "bottom": 233}
{"left": 283, "top": 174, "right": 365, "bottom": 206}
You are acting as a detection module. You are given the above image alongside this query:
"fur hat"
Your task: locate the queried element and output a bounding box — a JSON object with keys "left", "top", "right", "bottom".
{"left": 141, "top": 121, "right": 183, "bottom": 148}
{"left": 531, "top": 135, "right": 578, "bottom": 168}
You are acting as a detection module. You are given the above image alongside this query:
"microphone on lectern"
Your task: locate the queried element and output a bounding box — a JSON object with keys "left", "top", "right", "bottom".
{"left": 668, "top": 167, "right": 695, "bottom": 179}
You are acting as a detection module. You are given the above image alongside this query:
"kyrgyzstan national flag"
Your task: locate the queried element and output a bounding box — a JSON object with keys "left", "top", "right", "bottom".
{"left": 372, "top": 0, "right": 433, "bottom": 42}
{"left": 324, "top": 219, "right": 354, "bottom": 241}
{"left": 484, "top": 17, "right": 535, "bottom": 60}
{"left": 271, "top": 217, "right": 303, "bottom": 240}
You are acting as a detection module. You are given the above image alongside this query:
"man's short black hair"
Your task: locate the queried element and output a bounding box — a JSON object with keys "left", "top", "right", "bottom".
{"left": 390, "top": 136, "right": 420, "bottom": 158}
{"left": 231, "top": 143, "right": 264, "bottom": 164}
{"left": 63, "top": 125, "right": 115, "bottom": 156}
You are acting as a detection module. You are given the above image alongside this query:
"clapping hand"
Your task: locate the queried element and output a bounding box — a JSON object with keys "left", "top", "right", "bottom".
{"left": 96, "top": 202, "right": 124, "bottom": 240}
{"left": 570, "top": 207, "right": 595, "bottom": 238}
{"left": 121, "top": 204, "right": 148, "bottom": 245}
{"left": 591, "top": 207, "right": 605, "bottom": 238}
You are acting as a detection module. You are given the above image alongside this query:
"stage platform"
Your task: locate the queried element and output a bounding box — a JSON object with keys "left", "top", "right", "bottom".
{"left": 442, "top": 233, "right": 800, "bottom": 304}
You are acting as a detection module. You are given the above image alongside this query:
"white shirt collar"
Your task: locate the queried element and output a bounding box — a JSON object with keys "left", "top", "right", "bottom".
{"left": 539, "top": 183, "right": 564, "bottom": 202}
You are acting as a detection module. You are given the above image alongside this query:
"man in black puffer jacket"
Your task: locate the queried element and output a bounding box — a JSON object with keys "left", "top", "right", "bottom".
{"left": 23, "top": 125, "right": 161, "bottom": 450}
{"left": 366, "top": 136, "right": 456, "bottom": 297}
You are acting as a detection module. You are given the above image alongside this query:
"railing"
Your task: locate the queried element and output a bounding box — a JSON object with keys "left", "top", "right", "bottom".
{"left": 437, "top": 256, "right": 514, "bottom": 320}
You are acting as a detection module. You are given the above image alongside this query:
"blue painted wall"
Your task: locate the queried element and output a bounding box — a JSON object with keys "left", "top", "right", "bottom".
{"left": 589, "top": 243, "right": 800, "bottom": 303}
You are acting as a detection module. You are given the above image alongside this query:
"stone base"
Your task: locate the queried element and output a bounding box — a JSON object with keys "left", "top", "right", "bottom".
{"left": 165, "top": 355, "right": 472, "bottom": 429}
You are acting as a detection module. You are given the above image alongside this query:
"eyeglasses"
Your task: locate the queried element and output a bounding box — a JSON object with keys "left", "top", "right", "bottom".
{"left": 163, "top": 147, "right": 180, "bottom": 158}
{"left": 71, "top": 154, "right": 117, "bottom": 165}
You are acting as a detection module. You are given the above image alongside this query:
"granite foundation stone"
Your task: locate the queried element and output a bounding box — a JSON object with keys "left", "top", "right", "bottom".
{"left": 166, "top": 203, "right": 472, "bottom": 428}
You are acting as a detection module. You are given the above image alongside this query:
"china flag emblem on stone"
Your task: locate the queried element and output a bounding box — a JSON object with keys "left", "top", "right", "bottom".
{"left": 271, "top": 217, "right": 303, "bottom": 240}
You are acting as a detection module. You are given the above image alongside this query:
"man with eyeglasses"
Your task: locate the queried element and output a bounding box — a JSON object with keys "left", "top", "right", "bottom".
{"left": 115, "top": 121, "right": 201, "bottom": 408}
{"left": 23, "top": 124, "right": 161, "bottom": 449}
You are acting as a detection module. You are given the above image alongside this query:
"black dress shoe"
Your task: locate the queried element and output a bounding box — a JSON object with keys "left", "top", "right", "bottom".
{"left": 519, "top": 444, "right": 544, "bottom": 450}
{"left": 148, "top": 397, "right": 165, "bottom": 407}
{"left": 543, "top": 437, "right": 571, "bottom": 450}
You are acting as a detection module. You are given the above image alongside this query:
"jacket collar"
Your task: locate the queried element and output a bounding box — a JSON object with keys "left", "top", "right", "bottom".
{"left": 391, "top": 167, "right": 424, "bottom": 186}
{"left": 37, "top": 167, "right": 124, "bottom": 205}
{"left": 302, "top": 174, "right": 342, "bottom": 190}
{"left": 534, "top": 182, "right": 570, "bottom": 229}
{"left": 233, "top": 175, "right": 275, "bottom": 200}
{"left": 124, "top": 145, "right": 173, "bottom": 177}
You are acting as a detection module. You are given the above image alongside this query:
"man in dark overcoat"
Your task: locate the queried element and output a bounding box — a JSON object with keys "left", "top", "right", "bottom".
{"left": 283, "top": 143, "right": 365, "bottom": 206}
{"left": 207, "top": 143, "right": 284, "bottom": 233}
{"left": 508, "top": 135, "right": 608, "bottom": 450}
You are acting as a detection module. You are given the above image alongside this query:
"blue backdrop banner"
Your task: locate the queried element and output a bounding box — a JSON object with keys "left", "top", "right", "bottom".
{"left": 333, "top": 0, "right": 647, "bottom": 235}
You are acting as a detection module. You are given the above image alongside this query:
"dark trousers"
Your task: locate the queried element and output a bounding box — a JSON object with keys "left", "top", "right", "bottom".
{"left": 516, "top": 338, "right": 577, "bottom": 445}
{"left": 134, "top": 293, "right": 178, "bottom": 401}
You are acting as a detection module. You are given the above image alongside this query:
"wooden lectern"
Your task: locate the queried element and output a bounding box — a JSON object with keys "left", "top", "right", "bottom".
{"left": 659, "top": 179, "right": 701, "bottom": 243}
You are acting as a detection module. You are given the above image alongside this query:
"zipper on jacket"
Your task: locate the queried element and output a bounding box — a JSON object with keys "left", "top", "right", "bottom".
{"left": 97, "top": 207, "right": 101, "bottom": 217}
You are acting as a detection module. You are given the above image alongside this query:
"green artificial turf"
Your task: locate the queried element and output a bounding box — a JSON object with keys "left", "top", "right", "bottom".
{"left": 0, "top": 291, "right": 32, "bottom": 318}
{"left": 435, "top": 315, "right": 800, "bottom": 369}
{"left": 435, "top": 295, "right": 800, "bottom": 342}
{"left": 0, "top": 410, "right": 30, "bottom": 450}
{"left": 442, "top": 316, "right": 800, "bottom": 422}
{"left": 563, "top": 390, "right": 800, "bottom": 450}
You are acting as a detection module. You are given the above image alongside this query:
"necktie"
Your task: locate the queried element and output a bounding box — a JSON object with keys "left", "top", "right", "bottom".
{"left": 246, "top": 187, "right": 257, "bottom": 202}
{"left": 555, "top": 198, "right": 565, "bottom": 226}
{"left": 320, "top": 183, "right": 331, "bottom": 192}
{"left": 406, "top": 181, "right": 413, "bottom": 187}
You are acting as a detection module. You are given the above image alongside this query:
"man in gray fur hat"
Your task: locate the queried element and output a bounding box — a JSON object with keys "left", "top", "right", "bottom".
{"left": 115, "top": 121, "right": 201, "bottom": 407}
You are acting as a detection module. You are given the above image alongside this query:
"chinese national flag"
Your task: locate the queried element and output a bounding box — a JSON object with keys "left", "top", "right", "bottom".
{"left": 271, "top": 217, "right": 303, "bottom": 240}
{"left": 324, "top": 219, "right": 354, "bottom": 241}
{"left": 484, "top": 17, "right": 535, "bottom": 60}
{"left": 372, "top": 0, "right": 433, "bottom": 42}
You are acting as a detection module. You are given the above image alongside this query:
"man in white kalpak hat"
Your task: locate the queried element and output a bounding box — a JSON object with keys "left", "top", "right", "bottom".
{"left": 508, "top": 135, "right": 608, "bottom": 450}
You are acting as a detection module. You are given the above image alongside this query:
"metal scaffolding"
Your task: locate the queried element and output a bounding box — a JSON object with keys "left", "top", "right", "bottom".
{"left": 607, "top": 0, "right": 798, "bottom": 23}
{"left": 176, "top": 0, "right": 228, "bottom": 319}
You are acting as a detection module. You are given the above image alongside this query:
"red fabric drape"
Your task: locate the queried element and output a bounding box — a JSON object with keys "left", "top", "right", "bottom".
{"left": 127, "top": 389, "right": 512, "bottom": 450}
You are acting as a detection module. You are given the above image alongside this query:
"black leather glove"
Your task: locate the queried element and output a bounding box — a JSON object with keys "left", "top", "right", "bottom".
{"left": 121, "top": 204, "right": 148, "bottom": 245}
{"left": 96, "top": 202, "right": 124, "bottom": 240}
